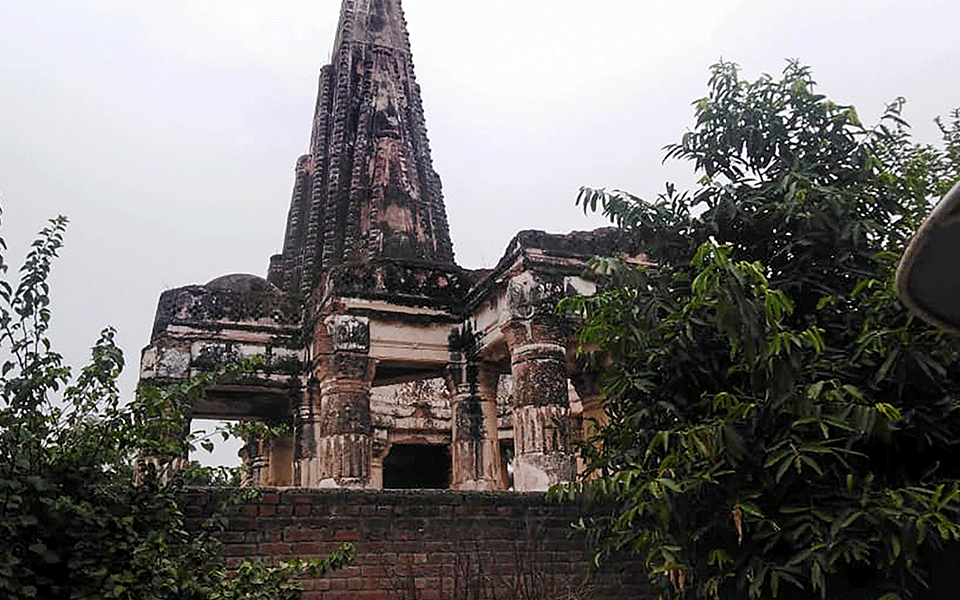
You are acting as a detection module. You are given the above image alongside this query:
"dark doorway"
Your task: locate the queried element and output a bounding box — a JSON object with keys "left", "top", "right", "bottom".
{"left": 382, "top": 444, "right": 451, "bottom": 489}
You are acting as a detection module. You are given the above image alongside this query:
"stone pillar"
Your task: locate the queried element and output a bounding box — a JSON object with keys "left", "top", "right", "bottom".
{"left": 572, "top": 372, "right": 606, "bottom": 478}
{"left": 445, "top": 361, "right": 506, "bottom": 491}
{"left": 265, "top": 432, "right": 294, "bottom": 486}
{"left": 572, "top": 372, "right": 607, "bottom": 434}
{"left": 502, "top": 273, "right": 576, "bottom": 491}
{"left": 295, "top": 385, "right": 319, "bottom": 486}
{"left": 136, "top": 344, "right": 195, "bottom": 484}
{"left": 239, "top": 439, "right": 265, "bottom": 486}
{"left": 240, "top": 430, "right": 294, "bottom": 487}
{"left": 297, "top": 315, "right": 375, "bottom": 488}
{"left": 370, "top": 428, "right": 390, "bottom": 489}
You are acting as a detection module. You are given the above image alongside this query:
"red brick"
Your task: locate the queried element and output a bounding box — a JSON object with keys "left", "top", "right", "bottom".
{"left": 334, "top": 529, "right": 359, "bottom": 541}
{"left": 283, "top": 527, "right": 316, "bottom": 542}
{"left": 291, "top": 542, "right": 327, "bottom": 555}
{"left": 180, "top": 490, "right": 647, "bottom": 599}
{"left": 260, "top": 542, "right": 291, "bottom": 555}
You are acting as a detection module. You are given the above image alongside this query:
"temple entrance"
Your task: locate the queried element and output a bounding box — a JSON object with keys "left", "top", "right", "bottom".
{"left": 382, "top": 444, "right": 451, "bottom": 489}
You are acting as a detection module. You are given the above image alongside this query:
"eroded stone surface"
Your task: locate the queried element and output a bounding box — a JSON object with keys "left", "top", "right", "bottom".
{"left": 138, "top": 0, "right": 642, "bottom": 491}
{"left": 274, "top": 0, "right": 455, "bottom": 300}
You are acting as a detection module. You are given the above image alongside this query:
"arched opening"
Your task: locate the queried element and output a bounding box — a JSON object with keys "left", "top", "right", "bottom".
{"left": 382, "top": 444, "right": 451, "bottom": 489}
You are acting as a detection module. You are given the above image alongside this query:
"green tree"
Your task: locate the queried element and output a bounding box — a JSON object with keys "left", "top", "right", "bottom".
{"left": 559, "top": 61, "right": 960, "bottom": 599}
{"left": 0, "top": 211, "right": 352, "bottom": 599}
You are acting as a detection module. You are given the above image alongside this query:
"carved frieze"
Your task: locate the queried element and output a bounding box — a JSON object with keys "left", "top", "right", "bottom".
{"left": 324, "top": 261, "right": 470, "bottom": 307}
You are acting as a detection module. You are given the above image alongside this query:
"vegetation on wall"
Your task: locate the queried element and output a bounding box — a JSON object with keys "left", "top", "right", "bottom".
{"left": 559, "top": 61, "right": 960, "bottom": 599}
{"left": 0, "top": 211, "right": 352, "bottom": 599}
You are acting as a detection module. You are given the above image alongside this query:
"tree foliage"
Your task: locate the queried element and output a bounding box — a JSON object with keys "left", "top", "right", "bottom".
{"left": 559, "top": 61, "right": 960, "bottom": 599}
{"left": 0, "top": 211, "right": 352, "bottom": 599}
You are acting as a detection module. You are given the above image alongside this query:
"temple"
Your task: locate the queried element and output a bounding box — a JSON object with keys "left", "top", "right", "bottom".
{"left": 140, "top": 0, "right": 640, "bottom": 491}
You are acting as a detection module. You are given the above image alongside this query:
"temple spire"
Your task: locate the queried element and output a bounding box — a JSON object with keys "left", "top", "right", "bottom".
{"left": 332, "top": 0, "right": 413, "bottom": 55}
{"left": 273, "top": 0, "right": 454, "bottom": 298}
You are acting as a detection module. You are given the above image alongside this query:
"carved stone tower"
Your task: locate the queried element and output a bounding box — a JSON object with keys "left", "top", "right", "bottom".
{"left": 140, "top": 0, "right": 636, "bottom": 493}
{"left": 269, "top": 0, "right": 454, "bottom": 298}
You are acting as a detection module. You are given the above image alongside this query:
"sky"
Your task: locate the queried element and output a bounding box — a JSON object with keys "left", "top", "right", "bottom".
{"left": 0, "top": 0, "right": 957, "bottom": 465}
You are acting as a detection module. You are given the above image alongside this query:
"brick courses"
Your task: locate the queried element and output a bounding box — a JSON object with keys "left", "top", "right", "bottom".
{"left": 182, "top": 489, "right": 649, "bottom": 599}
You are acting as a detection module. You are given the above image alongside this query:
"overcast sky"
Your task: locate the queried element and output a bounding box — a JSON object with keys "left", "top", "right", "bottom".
{"left": 1, "top": 0, "right": 957, "bottom": 464}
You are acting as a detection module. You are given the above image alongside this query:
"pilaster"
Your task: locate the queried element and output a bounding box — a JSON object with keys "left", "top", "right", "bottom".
{"left": 241, "top": 432, "right": 295, "bottom": 487}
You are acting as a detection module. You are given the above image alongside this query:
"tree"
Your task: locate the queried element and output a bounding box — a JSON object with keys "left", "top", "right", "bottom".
{"left": 0, "top": 211, "right": 352, "bottom": 599}
{"left": 559, "top": 61, "right": 960, "bottom": 599}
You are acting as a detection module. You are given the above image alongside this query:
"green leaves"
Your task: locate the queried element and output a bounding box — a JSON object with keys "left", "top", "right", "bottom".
{"left": 560, "top": 61, "right": 960, "bottom": 600}
{"left": 0, "top": 208, "right": 351, "bottom": 599}
{"left": 210, "top": 544, "right": 355, "bottom": 600}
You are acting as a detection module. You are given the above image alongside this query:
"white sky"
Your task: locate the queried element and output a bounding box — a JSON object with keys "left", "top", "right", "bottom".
{"left": 1, "top": 0, "right": 957, "bottom": 465}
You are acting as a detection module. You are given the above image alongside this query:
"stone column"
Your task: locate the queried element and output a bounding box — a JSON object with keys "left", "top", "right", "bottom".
{"left": 239, "top": 438, "right": 268, "bottom": 486}
{"left": 572, "top": 371, "right": 607, "bottom": 433}
{"left": 368, "top": 428, "right": 389, "bottom": 490}
{"left": 136, "top": 344, "right": 193, "bottom": 484}
{"left": 295, "top": 384, "right": 319, "bottom": 486}
{"left": 265, "top": 432, "right": 294, "bottom": 486}
{"left": 572, "top": 372, "right": 606, "bottom": 478}
{"left": 502, "top": 273, "right": 576, "bottom": 491}
{"left": 445, "top": 361, "right": 506, "bottom": 491}
{"left": 297, "top": 315, "right": 375, "bottom": 488}
{"left": 241, "top": 429, "right": 294, "bottom": 487}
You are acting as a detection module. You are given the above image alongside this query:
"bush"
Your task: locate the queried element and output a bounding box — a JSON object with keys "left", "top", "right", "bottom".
{"left": 0, "top": 210, "right": 352, "bottom": 599}
{"left": 558, "top": 62, "right": 960, "bottom": 599}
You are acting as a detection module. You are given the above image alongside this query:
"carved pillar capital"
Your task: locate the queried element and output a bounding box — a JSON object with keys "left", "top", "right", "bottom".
{"left": 506, "top": 272, "right": 565, "bottom": 321}
{"left": 571, "top": 371, "right": 607, "bottom": 426}
{"left": 324, "top": 315, "right": 370, "bottom": 353}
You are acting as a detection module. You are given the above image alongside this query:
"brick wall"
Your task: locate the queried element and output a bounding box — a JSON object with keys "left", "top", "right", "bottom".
{"left": 181, "top": 489, "right": 649, "bottom": 600}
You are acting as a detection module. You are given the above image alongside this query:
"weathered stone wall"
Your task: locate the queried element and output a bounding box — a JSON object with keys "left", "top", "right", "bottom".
{"left": 182, "top": 489, "right": 649, "bottom": 600}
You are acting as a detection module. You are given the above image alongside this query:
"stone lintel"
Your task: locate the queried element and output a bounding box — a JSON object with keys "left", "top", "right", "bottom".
{"left": 151, "top": 275, "right": 300, "bottom": 342}
{"left": 318, "top": 261, "right": 470, "bottom": 310}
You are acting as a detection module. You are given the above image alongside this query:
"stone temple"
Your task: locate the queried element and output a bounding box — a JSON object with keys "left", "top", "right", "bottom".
{"left": 140, "top": 0, "right": 635, "bottom": 492}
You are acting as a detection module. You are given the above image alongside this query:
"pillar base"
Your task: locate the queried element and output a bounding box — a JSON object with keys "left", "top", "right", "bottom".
{"left": 514, "top": 452, "right": 576, "bottom": 492}
{"left": 298, "top": 432, "right": 372, "bottom": 488}
{"left": 513, "top": 404, "right": 576, "bottom": 491}
{"left": 450, "top": 438, "right": 506, "bottom": 491}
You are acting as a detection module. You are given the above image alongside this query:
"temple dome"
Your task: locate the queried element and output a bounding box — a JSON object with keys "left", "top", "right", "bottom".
{"left": 205, "top": 273, "right": 280, "bottom": 295}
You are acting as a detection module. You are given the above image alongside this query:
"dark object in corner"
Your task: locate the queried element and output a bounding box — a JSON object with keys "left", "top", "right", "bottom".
{"left": 898, "top": 182, "right": 960, "bottom": 333}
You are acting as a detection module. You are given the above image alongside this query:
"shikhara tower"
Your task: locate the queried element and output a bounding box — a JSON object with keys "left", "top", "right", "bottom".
{"left": 141, "top": 0, "right": 634, "bottom": 491}
{"left": 270, "top": 0, "right": 454, "bottom": 299}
